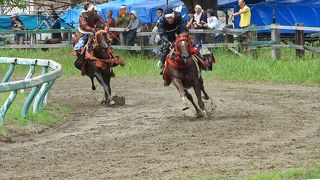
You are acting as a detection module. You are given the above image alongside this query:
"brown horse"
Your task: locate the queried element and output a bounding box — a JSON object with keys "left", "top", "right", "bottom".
{"left": 163, "top": 34, "right": 210, "bottom": 117}
{"left": 74, "top": 30, "right": 124, "bottom": 106}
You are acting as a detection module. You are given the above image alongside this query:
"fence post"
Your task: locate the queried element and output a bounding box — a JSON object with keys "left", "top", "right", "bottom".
{"left": 225, "top": 25, "right": 234, "bottom": 44}
{"left": 271, "top": 23, "right": 281, "bottom": 59}
{"left": 119, "top": 32, "right": 125, "bottom": 46}
{"left": 68, "top": 32, "right": 72, "bottom": 44}
{"left": 248, "top": 24, "right": 257, "bottom": 54}
{"left": 295, "top": 23, "right": 304, "bottom": 58}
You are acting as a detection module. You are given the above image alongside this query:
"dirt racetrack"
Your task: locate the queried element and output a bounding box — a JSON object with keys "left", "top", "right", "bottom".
{"left": 0, "top": 76, "right": 320, "bottom": 179}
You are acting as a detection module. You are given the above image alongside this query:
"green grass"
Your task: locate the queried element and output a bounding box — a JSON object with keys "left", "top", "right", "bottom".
{"left": 0, "top": 92, "right": 69, "bottom": 129}
{"left": 1, "top": 47, "right": 320, "bottom": 84}
{"left": 245, "top": 164, "right": 320, "bottom": 180}
{"left": 209, "top": 48, "right": 320, "bottom": 84}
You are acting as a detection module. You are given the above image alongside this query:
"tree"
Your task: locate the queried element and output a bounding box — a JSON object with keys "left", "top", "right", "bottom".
{"left": 0, "top": 0, "right": 27, "bottom": 8}
{"left": 180, "top": 0, "right": 217, "bottom": 12}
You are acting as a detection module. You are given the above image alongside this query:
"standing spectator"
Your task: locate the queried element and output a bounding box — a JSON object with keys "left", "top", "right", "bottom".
{"left": 44, "top": 12, "right": 62, "bottom": 44}
{"left": 204, "top": 9, "right": 224, "bottom": 43}
{"left": 149, "top": 7, "right": 163, "bottom": 46}
{"left": 116, "top": 5, "right": 130, "bottom": 28}
{"left": 11, "top": 14, "right": 25, "bottom": 44}
{"left": 124, "top": 10, "right": 142, "bottom": 46}
{"left": 229, "top": 0, "right": 251, "bottom": 52}
{"left": 193, "top": 5, "right": 207, "bottom": 44}
{"left": 106, "top": 10, "right": 117, "bottom": 44}
{"left": 106, "top": 10, "right": 116, "bottom": 27}
{"left": 186, "top": 10, "right": 195, "bottom": 29}
{"left": 229, "top": 0, "right": 251, "bottom": 28}
{"left": 156, "top": 8, "right": 163, "bottom": 23}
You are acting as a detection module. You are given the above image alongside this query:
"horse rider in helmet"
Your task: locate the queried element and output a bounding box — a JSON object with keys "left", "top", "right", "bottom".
{"left": 73, "top": 2, "right": 109, "bottom": 55}
{"left": 157, "top": 8, "right": 189, "bottom": 70}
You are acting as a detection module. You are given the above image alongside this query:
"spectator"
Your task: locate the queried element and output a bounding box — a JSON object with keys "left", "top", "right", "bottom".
{"left": 155, "top": 8, "right": 163, "bottom": 24}
{"left": 116, "top": 5, "right": 130, "bottom": 28}
{"left": 186, "top": 10, "right": 195, "bottom": 29}
{"left": 204, "top": 9, "right": 224, "bottom": 43}
{"left": 106, "top": 10, "right": 116, "bottom": 27}
{"left": 11, "top": 14, "right": 25, "bottom": 44}
{"left": 124, "top": 10, "right": 142, "bottom": 46}
{"left": 44, "top": 12, "right": 62, "bottom": 44}
{"left": 106, "top": 10, "right": 118, "bottom": 44}
{"left": 229, "top": 0, "right": 251, "bottom": 52}
{"left": 149, "top": 7, "right": 163, "bottom": 45}
{"left": 193, "top": 5, "right": 207, "bottom": 44}
{"left": 229, "top": 0, "right": 251, "bottom": 28}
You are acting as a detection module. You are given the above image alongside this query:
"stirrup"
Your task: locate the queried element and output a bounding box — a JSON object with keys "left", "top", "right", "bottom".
{"left": 157, "top": 60, "right": 164, "bottom": 69}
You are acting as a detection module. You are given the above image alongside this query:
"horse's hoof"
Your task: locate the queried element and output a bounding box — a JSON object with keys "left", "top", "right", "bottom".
{"left": 196, "top": 112, "right": 204, "bottom": 118}
{"left": 100, "top": 99, "right": 106, "bottom": 104}
{"left": 202, "top": 96, "right": 210, "bottom": 100}
{"left": 202, "top": 110, "right": 208, "bottom": 117}
{"left": 92, "top": 86, "right": 96, "bottom": 90}
{"left": 109, "top": 100, "right": 116, "bottom": 106}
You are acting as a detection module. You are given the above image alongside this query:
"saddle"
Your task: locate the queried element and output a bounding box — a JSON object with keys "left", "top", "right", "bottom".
{"left": 73, "top": 30, "right": 125, "bottom": 76}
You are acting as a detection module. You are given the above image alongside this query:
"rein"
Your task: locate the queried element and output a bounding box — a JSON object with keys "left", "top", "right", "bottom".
{"left": 85, "top": 30, "right": 125, "bottom": 68}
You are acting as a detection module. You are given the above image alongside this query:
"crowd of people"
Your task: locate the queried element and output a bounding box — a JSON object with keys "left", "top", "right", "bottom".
{"left": 7, "top": 0, "right": 251, "bottom": 51}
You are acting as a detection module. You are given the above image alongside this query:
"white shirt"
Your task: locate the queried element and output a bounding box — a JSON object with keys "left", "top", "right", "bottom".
{"left": 194, "top": 10, "right": 203, "bottom": 24}
{"left": 207, "top": 16, "right": 224, "bottom": 37}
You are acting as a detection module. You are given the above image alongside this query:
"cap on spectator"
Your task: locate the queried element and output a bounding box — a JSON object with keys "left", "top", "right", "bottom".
{"left": 50, "top": 12, "right": 59, "bottom": 19}
{"left": 10, "top": 14, "right": 18, "bottom": 18}
{"left": 120, "top": 5, "right": 126, "bottom": 9}
{"left": 130, "top": 10, "right": 137, "bottom": 17}
{"left": 156, "top": 8, "right": 163, "bottom": 12}
{"left": 206, "top": 9, "right": 215, "bottom": 16}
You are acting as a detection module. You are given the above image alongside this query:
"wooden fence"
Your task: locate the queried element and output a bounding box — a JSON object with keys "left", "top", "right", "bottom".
{"left": 1, "top": 24, "right": 320, "bottom": 59}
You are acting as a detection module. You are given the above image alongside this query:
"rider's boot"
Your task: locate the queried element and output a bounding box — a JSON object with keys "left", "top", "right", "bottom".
{"left": 158, "top": 57, "right": 165, "bottom": 75}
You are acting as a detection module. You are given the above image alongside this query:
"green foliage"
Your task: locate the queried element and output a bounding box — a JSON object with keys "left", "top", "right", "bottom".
{"left": 0, "top": 0, "right": 27, "bottom": 8}
{"left": 245, "top": 165, "right": 320, "bottom": 180}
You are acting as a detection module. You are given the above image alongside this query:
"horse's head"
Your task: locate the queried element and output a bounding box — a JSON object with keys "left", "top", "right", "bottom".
{"left": 94, "top": 30, "right": 112, "bottom": 49}
{"left": 174, "top": 33, "right": 192, "bottom": 64}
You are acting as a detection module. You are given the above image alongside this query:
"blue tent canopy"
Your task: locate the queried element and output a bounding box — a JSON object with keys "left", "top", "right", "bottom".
{"left": 62, "top": 0, "right": 186, "bottom": 26}
{"left": 223, "top": 0, "right": 320, "bottom": 29}
{"left": 218, "top": 0, "right": 265, "bottom": 8}
{"left": 0, "top": 15, "right": 72, "bottom": 30}
{"left": 2, "top": 0, "right": 320, "bottom": 31}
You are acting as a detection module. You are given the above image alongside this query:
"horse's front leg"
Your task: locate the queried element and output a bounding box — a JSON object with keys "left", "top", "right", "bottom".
{"left": 193, "top": 80, "right": 206, "bottom": 116}
{"left": 199, "top": 76, "right": 209, "bottom": 100}
{"left": 94, "top": 72, "right": 114, "bottom": 106}
{"left": 90, "top": 76, "right": 96, "bottom": 90}
{"left": 184, "top": 90, "right": 203, "bottom": 118}
{"left": 172, "top": 78, "right": 189, "bottom": 111}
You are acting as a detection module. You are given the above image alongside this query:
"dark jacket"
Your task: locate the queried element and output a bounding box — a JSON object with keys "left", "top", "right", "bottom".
{"left": 51, "top": 20, "right": 61, "bottom": 39}
{"left": 12, "top": 19, "right": 24, "bottom": 31}
{"left": 193, "top": 11, "right": 207, "bottom": 29}
{"left": 158, "top": 12, "right": 188, "bottom": 44}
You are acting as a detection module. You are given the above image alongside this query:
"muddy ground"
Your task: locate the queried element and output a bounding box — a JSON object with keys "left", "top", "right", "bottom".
{"left": 0, "top": 76, "right": 319, "bottom": 179}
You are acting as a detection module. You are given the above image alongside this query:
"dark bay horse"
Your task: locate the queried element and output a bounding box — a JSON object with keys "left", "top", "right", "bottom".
{"left": 164, "top": 34, "right": 210, "bottom": 117}
{"left": 74, "top": 30, "right": 124, "bottom": 106}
